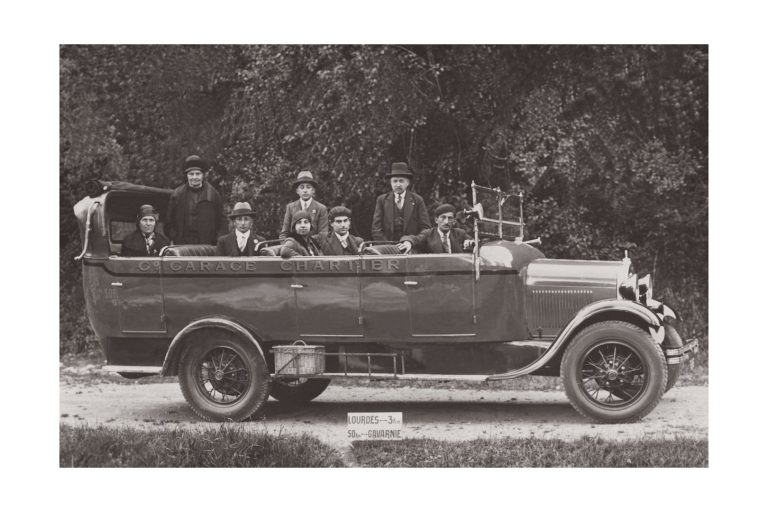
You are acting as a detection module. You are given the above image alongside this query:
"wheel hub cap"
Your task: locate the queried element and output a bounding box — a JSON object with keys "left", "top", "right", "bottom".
{"left": 214, "top": 369, "right": 224, "bottom": 381}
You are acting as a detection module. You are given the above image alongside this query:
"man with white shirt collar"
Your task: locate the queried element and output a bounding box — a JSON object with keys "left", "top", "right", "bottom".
{"left": 317, "top": 206, "right": 363, "bottom": 255}
{"left": 216, "top": 202, "right": 266, "bottom": 256}
{"left": 279, "top": 170, "right": 329, "bottom": 240}
{"left": 398, "top": 203, "right": 474, "bottom": 254}
{"left": 371, "top": 162, "right": 430, "bottom": 242}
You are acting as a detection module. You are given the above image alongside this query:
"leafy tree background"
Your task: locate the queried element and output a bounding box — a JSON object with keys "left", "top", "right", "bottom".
{"left": 60, "top": 45, "right": 707, "bottom": 358}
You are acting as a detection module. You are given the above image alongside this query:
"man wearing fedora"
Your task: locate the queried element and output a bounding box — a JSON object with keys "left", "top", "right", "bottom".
{"left": 279, "top": 170, "right": 329, "bottom": 240}
{"left": 166, "top": 154, "right": 228, "bottom": 245}
{"left": 120, "top": 204, "right": 170, "bottom": 257}
{"left": 216, "top": 202, "right": 266, "bottom": 257}
{"left": 317, "top": 206, "right": 364, "bottom": 256}
{"left": 371, "top": 162, "right": 431, "bottom": 242}
{"left": 397, "top": 203, "right": 474, "bottom": 254}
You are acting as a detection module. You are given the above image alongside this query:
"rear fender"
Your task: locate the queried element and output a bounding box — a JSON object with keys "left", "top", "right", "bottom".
{"left": 161, "top": 317, "right": 267, "bottom": 376}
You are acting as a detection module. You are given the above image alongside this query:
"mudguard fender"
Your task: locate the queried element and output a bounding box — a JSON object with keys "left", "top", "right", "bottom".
{"left": 487, "top": 299, "right": 664, "bottom": 381}
{"left": 161, "top": 317, "right": 267, "bottom": 376}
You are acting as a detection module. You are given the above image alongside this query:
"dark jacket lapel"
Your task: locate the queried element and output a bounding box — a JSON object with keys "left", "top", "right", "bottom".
{"left": 403, "top": 190, "right": 414, "bottom": 227}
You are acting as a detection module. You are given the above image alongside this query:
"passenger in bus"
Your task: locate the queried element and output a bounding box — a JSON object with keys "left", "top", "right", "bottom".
{"left": 281, "top": 210, "right": 324, "bottom": 258}
{"left": 397, "top": 203, "right": 474, "bottom": 254}
{"left": 317, "top": 206, "right": 363, "bottom": 256}
{"left": 215, "top": 202, "right": 266, "bottom": 256}
{"left": 279, "top": 170, "right": 329, "bottom": 240}
{"left": 166, "top": 155, "right": 228, "bottom": 245}
{"left": 371, "top": 162, "right": 430, "bottom": 242}
{"left": 120, "top": 204, "right": 170, "bottom": 257}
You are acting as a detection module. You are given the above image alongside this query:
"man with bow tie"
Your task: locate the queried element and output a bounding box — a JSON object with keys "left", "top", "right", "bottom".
{"left": 120, "top": 204, "right": 170, "bottom": 257}
{"left": 397, "top": 203, "right": 474, "bottom": 255}
{"left": 371, "top": 162, "right": 431, "bottom": 242}
{"left": 216, "top": 202, "right": 266, "bottom": 257}
{"left": 317, "top": 206, "right": 364, "bottom": 256}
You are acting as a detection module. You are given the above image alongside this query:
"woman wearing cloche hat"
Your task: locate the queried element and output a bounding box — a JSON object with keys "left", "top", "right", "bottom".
{"left": 120, "top": 204, "right": 170, "bottom": 257}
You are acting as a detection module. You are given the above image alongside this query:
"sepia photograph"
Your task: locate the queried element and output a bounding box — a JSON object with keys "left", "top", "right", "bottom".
{"left": 59, "top": 43, "right": 708, "bottom": 468}
{"left": 0, "top": 1, "right": 754, "bottom": 508}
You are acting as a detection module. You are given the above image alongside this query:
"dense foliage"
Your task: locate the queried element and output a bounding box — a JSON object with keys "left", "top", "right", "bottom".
{"left": 60, "top": 45, "right": 707, "bottom": 354}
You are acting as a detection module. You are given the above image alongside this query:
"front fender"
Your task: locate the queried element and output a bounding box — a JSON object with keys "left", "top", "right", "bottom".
{"left": 161, "top": 317, "right": 267, "bottom": 376}
{"left": 487, "top": 299, "right": 665, "bottom": 381}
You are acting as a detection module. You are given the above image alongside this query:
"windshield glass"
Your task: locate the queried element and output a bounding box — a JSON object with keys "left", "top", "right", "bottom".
{"left": 471, "top": 183, "right": 524, "bottom": 241}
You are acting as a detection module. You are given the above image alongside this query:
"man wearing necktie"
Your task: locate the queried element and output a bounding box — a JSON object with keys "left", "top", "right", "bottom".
{"left": 371, "top": 162, "right": 431, "bottom": 242}
{"left": 398, "top": 203, "right": 474, "bottom": 255}
{"left": 317, "top": 206, "right": 364, "bottom": 256}
{"left": 279, "top": 170, "right": 329, "bottom": 240}
{"left": 216, "top": 202, "right": 266, "bottom": 257}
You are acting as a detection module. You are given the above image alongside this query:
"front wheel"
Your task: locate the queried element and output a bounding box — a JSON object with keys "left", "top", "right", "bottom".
{"left": 270, "top": 378, "right": 331, "bottom": 403}
{"left": 178, "top": 331, "right": 271, "bottom": 421}
{"left": 561, "top": 320, "right": 667, "bottom": 423}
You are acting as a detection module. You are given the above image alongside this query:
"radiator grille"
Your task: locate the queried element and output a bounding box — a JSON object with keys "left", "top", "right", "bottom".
{"left": 528, "top": 288, "right": 594, "bottom": 334}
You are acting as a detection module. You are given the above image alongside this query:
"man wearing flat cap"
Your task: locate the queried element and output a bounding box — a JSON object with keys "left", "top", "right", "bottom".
{"left": 398, "top": 203, "right": 474, "bottom": 254}
{"left": 216, "top": 202, "right": 266, "bottom": 256}
{"left": 279, "top": 170, "right": 329, "bottom": 240}
{"left": 371, "top": 162, "right": 431, "bottom": 242}
{"left": 166, "top": 154, "right": 228, "bottom": 245}
{"left": 120, "top": 204, "right": 170, "bottom": 257}
{"left": 317, "top": 206, "right": 364, "bottom": 256}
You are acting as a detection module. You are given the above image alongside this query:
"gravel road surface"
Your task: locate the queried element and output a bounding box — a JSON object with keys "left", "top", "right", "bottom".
{"left": 60, "top": 381, "right": 708, "bottom": 450}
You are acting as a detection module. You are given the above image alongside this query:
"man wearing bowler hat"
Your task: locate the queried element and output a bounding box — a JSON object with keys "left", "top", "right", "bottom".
{"left": 398, "top": 203, "right": 474, "bottom": 254}
{"left": 166, "top": 154, "right": 228, "bottom": 245}
{"left": 279, "top": 170, "right": 329, "bottom": 240}
{"left": 216, "top": 202, "right": 266, "bottom": 257}
{"left": 371, "top": 162, "right": 431, "bottom": 242}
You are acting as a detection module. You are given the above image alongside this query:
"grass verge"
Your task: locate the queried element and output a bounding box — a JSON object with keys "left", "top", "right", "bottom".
{"left": 352, "top": 437, "right": 708, "bottom": 468}
{"left": 60, "top": 424, "right": 345, "bottom": 467}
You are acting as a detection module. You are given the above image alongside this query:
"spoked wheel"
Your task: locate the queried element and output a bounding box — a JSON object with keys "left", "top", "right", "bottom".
{"left": 270, "top": 378, "right": 330, "bottom": 403}
{"left": 561, "top": 321, "right": 667, "bottom": 423}
{"left": 178, "top": 331, "right": 270, "bottom": 422}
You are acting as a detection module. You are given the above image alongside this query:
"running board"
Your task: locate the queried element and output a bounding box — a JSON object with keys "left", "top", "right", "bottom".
{"left": 103, "top": 366, "right": 162, "bottom": 374}
{"left": 272, "top": 372, "right": 491, "bottom": 382}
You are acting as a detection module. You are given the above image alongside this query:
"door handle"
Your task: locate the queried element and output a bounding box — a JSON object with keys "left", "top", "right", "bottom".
{"left": 111, "top": 282, "right": 123, "bottom": 287}
{"left": 404, "top": 281, "right": 418, "bottom": 286}
{"left": 290, "top": 284, "right": 305, "bottom": 289}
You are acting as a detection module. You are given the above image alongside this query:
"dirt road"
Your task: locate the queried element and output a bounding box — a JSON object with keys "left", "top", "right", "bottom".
{"left": 60, "top": 381, "right": 708, "bottom": 450}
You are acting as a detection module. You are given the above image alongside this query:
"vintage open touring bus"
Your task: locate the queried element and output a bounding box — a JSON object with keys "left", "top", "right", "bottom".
{"left": 74, "top": 180, "right": 698, "bottom": 423}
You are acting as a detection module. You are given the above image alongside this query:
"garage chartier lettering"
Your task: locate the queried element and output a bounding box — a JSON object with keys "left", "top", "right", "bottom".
{"left": 281, "top": 259, "right": 400, "bottom": 272}
{"left": 136, "top": 259, "right": 401, "bottom": 273}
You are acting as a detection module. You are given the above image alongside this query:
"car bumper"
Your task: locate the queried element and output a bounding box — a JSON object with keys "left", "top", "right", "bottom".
{"left": 663, "top": 337, "right": 699, "bottom": 365}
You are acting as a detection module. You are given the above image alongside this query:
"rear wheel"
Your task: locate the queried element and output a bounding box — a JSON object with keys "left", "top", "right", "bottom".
{"left": 561, "top": 321, "right": 667, "bottom": 423}
{"left": 178, "top": 331, "right": 270, "bottom": 421}
{"left": 270, "top": 378, "right": 330, "bottom": 403}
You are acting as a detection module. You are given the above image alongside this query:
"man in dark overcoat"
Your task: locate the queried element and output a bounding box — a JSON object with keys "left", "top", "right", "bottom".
{"left": 216, "top": 202, "right": 266, "bottom": 256}
{"left": 317, "top": 206, "right": 363, "bottom": 256}
{"left": 166, "top": 155, "right": 228, "bottom": 245}
{"left": 371, "top": 162, "right": 431, "bottom": 242}
{"left": 398, "top": 203, "right": 474, "bottom": 254}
